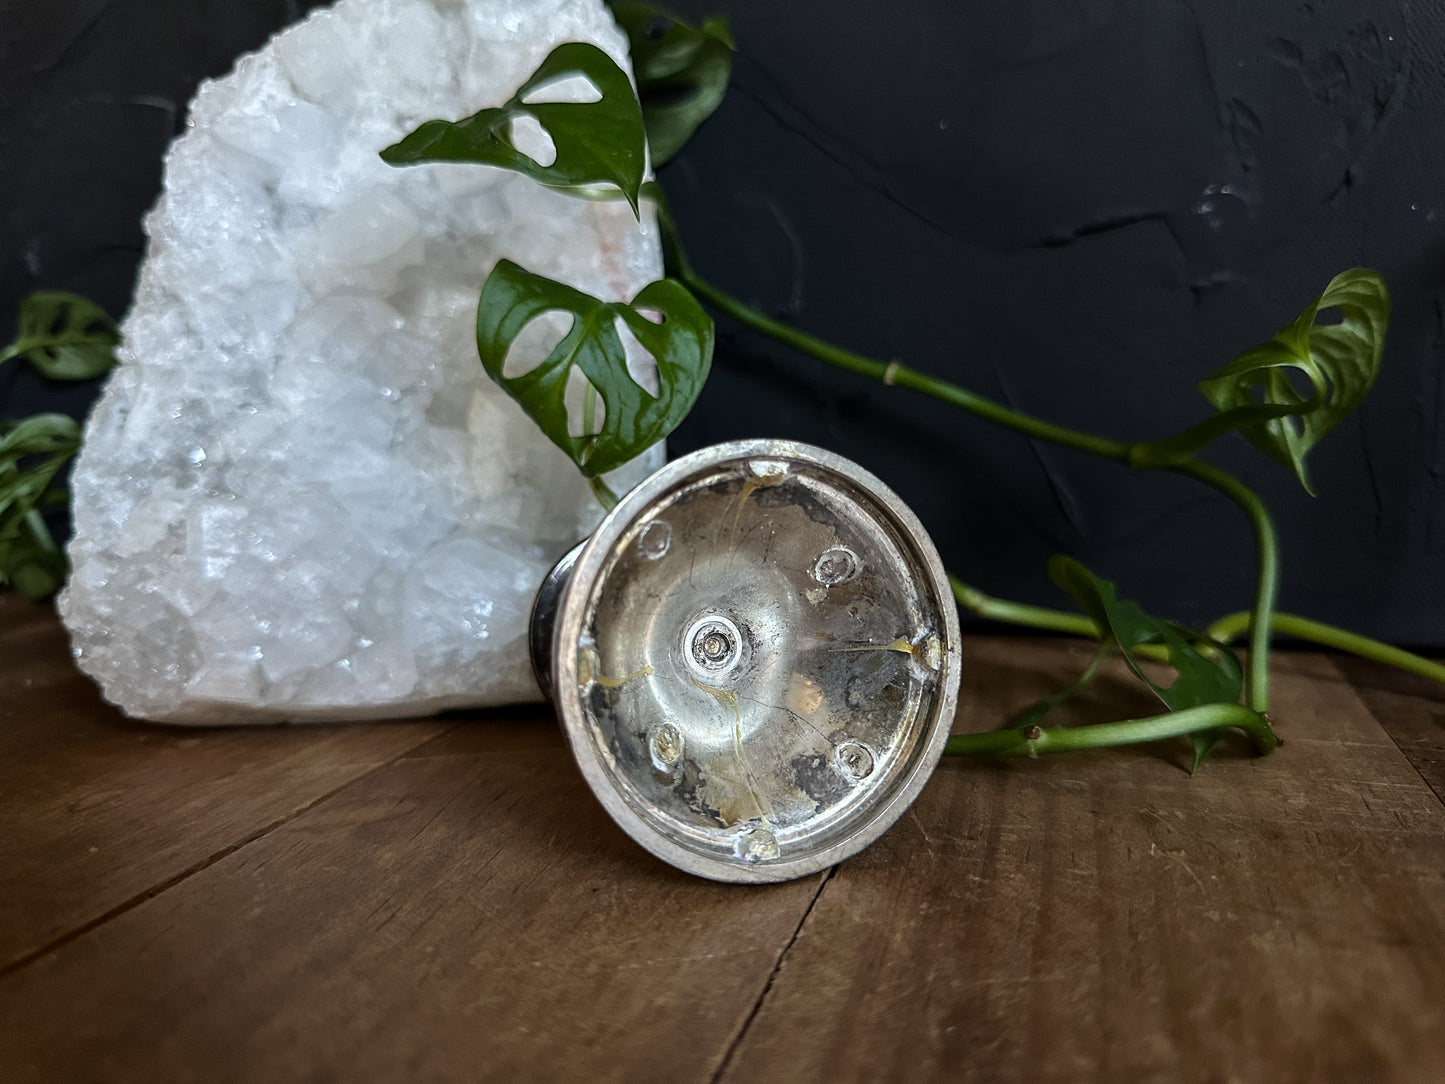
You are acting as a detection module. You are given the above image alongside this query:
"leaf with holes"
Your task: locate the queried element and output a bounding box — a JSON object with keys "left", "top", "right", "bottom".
{"left": 612, "top": 3, "right": 733, "bottom": 166}
{"left": 0, "top": 413, "right": 82, "bottom": 598}
{"left": 1, "top": 292, "right": 119, "bottom": 381}
{"left": 1198, "top": 268, "right": 1389, "bottom": 494}
{"left": 381, "top": 42, "right": 646, "bottom": 214}
{"left": 1048, "top": 555, "right": 1254, "bottom": 770}
{"left": 476, "top": 260, "right": 712, "bottom": 477}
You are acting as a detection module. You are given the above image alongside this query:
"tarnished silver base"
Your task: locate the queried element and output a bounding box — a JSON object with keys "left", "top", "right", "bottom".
{"left": 529, "top": 439, "right": 961, "bottom": 884}
{"left": 529, "top": 540, "right": 582, "bottom": 703}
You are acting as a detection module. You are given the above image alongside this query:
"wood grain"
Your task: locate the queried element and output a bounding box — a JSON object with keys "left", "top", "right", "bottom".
{"left": 1332, "top": 653, "right": 1445, "bottom": 805}
{"left": 4, "top": 601, "right": 1444, "bottom": 1082}
{"left": 719, "top": 637, "right": 1445, "bottom": 1081}
{"left": 0, "top": 594, "right": 448, "bottom": 971}
{"left": 0, "top": 717, "right": 820, "bottom": 1083}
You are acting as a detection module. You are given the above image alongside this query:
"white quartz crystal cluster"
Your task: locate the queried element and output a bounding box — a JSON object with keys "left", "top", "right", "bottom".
{"left": 58, "top": 0, "right": 663, "bottom": 722}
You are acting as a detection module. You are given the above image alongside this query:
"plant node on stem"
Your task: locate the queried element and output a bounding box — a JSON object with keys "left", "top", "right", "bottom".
{"left": 944, "top": 702, "right": 1280, "bottom": 761}
{"left": 653, "top": 196, "right": 1278, "bottom": 715}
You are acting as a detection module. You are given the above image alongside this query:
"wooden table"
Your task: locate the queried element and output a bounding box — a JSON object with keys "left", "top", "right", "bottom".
{"left": 2, "top": 594, "right": 1443, "bottom": 1081}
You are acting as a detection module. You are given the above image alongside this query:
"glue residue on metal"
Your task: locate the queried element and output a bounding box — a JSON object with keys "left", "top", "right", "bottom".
{"left": 536, "top": 439, "right": 961, "bottom": 883}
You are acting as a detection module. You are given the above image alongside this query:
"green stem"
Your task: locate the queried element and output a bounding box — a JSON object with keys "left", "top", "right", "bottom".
{"left": 665, "top": 221, "right": 1280, "bottom": 708}
{"left": 950, "top": 574, "right": 1099, "bottom": 638}
{"left": 1008, "top": 641, "right": 1111, "bottom": 731}
{"left": 1128, "top": 402, "right": 1316, "bottom": 470}
{"left": 684, "top": 273, "right": 1135, "bottom": 463}
{"left": 955, "top": 569, "right": 1445, "bottom": 692}
{"left": 1209, "top": 611, "right": 1445, "bottom": 686}
{"left": 944, "top": 702, "right": 1279, "bottom": 758}
{"left": 1165, "top": 460, "right": 1277, "bottom": 713}
{"left": 583, "top": 381, "right": 600, "bottom": 441}
{"left": 588, "top": 476, "right": 619, "bottom": 511}
{"left": 661, "top": 198, "right": 1134, "bottom": 460}
{"left": 953, "top": 573, "right": 1171, "bottom": 664}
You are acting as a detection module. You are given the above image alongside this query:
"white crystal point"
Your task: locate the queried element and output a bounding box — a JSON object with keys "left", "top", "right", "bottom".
{"left": 57, "top": 0, "right": 664, "bottom": 724}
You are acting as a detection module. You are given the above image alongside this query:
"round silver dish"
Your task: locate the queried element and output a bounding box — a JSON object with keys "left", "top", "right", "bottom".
{"left": 532, "top": 439, "right": 961, "bottom": 883}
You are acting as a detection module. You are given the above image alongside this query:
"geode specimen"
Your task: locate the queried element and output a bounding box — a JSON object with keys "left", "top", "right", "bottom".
{"left": 58, "top": 0, "right": 663, "bottom": 722}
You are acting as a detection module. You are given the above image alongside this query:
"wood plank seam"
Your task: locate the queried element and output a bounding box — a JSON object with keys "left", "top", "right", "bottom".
{"left": 1325, "top": 655, "right": 1445, "bottom": 811}
{"left": 0, "top": 723, "right": 457, "bottom": 979}
{"left": 709, "top": 865, "right": 839, "bottom": 1082}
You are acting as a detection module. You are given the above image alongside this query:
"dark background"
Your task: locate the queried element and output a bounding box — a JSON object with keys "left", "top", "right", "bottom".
{"left": 3, "top": 0, "right": 1444, "bottom": 645}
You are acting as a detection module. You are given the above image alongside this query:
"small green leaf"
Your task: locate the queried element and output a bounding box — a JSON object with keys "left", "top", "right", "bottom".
{"left": 1198, "top": 268, "right": 1390, "bottom": 494}
{"left": 476, "top": 260, "right": 713, "bottom": 477}
{"left": 1048, "top": 555, "right": 1253, "bottom": 768}
{"left": 1048, "top": 555, "right": 1242, "bottom": 712}
{"left": 611, "top": 3, "right": 734, "bottom": 165}
{"left": 1188, "top": 728, "right": 1224, "bottom": 774}
{"left": 0, "top": 413, "right": 82, "bottom": 598}
{"left": 1, "top": 292, "right": 119, "bottom": 380}
{"left": 3, "top": 513, "right": 67, "bottom": 600}
{"left": 381, "top": 42, "right": 646, "bottom": 214}
{"left": 0, "top": 413, "right": 81, "bottom": 476}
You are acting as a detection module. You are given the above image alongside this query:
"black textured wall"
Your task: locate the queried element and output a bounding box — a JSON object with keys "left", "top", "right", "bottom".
{"left": 4, "top": 1, "right": 1444, "bottom": 645}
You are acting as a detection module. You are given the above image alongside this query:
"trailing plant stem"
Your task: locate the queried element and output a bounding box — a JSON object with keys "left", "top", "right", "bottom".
{"left": 1166, "top": 460, "right": 1277, "bottom": 712}
{"left": 675, "top": 257, "right": 1278, "bottom": 710}
{"left": 589, "top": 476, "right": 620, "bottom": 511}
{"left": 949, "top": 575, "right": 1099, "bottom": 639}
{"left": 683, "top": 274, "right": 1134, "bottom": 461}
{"left": 1209, "top": 611, "right": 1445, "bottom": 685}
{"left": 955, "top": 573, "right": 1445, "bottom": 687}
{"left": 944, "top": 702, "right": 1279, "bottom": 759}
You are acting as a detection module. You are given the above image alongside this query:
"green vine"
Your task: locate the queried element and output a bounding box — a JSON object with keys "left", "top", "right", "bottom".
{"left": 659, "top": 202, "right": 1282, "bottom": 716}
{"left": 0, "top": 293, "right": 119, "bottom": 598}
{"left": 3, "top": 8, "right": 1426, "bottom": 779}
{"left": 379, "top": 9, "right": 1420, "bottom": 770}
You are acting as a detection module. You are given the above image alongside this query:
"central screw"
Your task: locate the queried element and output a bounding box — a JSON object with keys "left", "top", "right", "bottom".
{"left": 684, "top": 614, "right": 744, "bottom": 679}
{"left": 691, "top": 623, "right": 736, "bottom": 670}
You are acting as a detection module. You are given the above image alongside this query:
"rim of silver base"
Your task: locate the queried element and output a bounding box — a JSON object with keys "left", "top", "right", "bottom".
{"left": 551, "top": 438, "right": 962, "bottom": 884}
